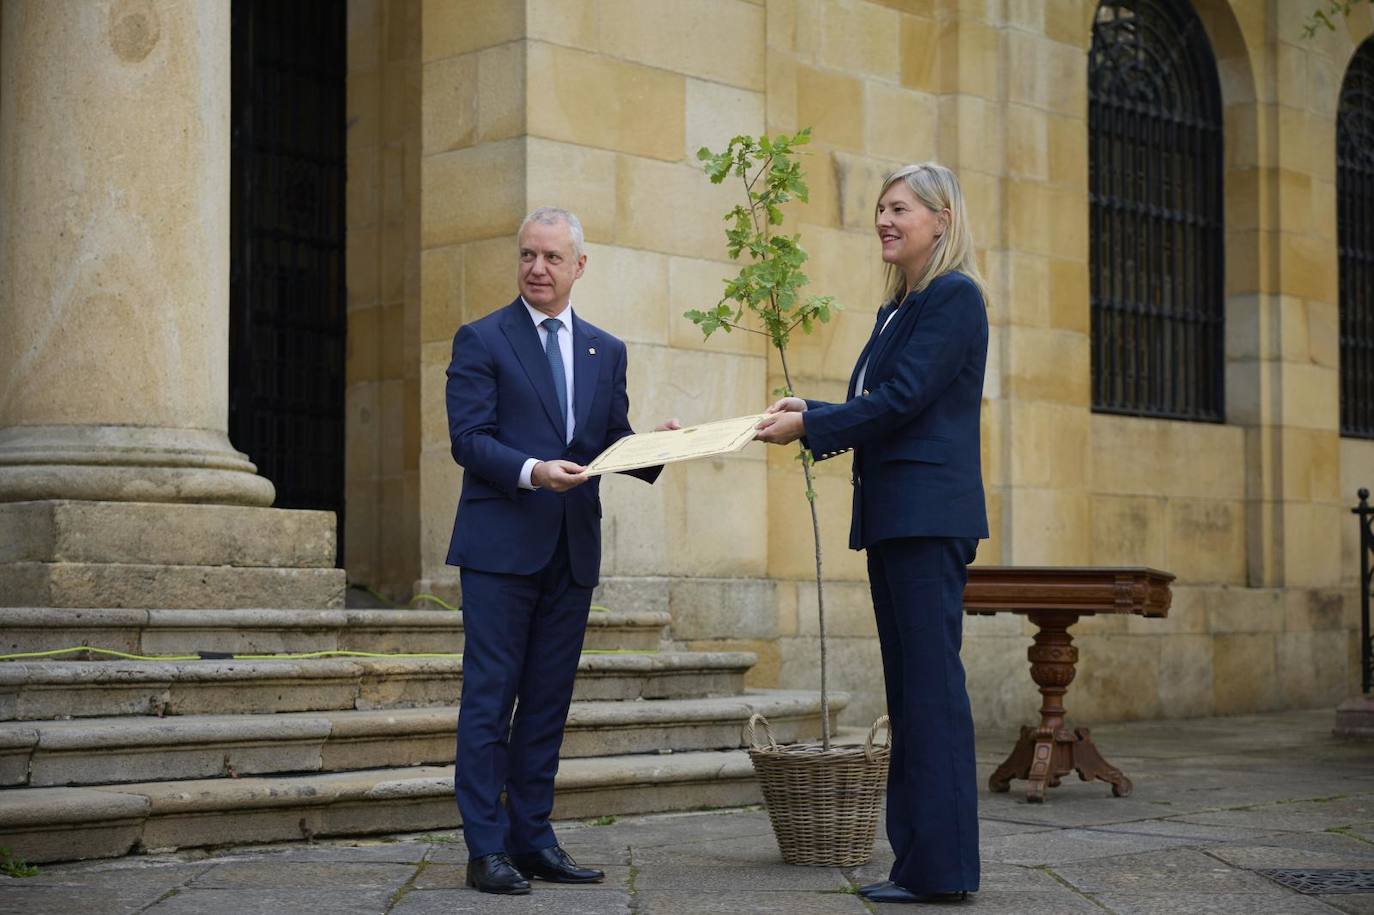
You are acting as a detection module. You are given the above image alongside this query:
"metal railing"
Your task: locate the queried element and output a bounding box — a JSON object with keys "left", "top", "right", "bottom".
{"left": 1356, "top": 488, "right": 1373, "bottom": 694}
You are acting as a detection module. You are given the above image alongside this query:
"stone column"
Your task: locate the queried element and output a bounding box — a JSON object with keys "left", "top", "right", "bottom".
{"left": 0, "top": 0, "right": 272, "bottom": 507}
{"left": 0, "top": 0, "right": 342, "bottom": 610}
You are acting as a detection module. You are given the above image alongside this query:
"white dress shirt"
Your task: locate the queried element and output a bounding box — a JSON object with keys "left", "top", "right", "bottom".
{"left": 518, "top": 298, "right": 576, "bottom": 489}
{"left": 853, "top": 306, "right": 901, "bottom": 397}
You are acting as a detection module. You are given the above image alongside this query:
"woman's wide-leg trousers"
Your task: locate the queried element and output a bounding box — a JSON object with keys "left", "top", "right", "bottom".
{"left": 866, "top": 535, "right": 980, "bottom": 893}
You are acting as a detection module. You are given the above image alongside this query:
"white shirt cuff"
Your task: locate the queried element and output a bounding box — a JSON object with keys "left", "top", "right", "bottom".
{"left": 519, "top": 458, "right": 539, "bottom": 490}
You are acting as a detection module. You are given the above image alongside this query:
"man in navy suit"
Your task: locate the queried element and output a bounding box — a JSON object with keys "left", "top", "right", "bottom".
{"left": 445, "top": 207, "right": 675, "bottom": 895}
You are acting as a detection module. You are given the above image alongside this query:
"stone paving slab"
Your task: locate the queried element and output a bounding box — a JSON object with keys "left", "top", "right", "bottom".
{"left": 413, "top": 863, "right": 633, "bottom": 891}
{"left": 631, "top": 862, "right": 851, "bottom": 892}
{"left": 1051, "top": 847, "right": 1284, "bottom": 893}
{"left": 1322, "top": 895, "right": 1374, "bottom": 915}
{"left": 392, "top": 888, "right": 631, "bottom": 914}
{"left": 209, "top": 840, "right": 431, "bottom": 864}
{"left": 1085, "top": 819, "right": 1284, "bottom": 843}
{"left": 143, "top": 888, "right": 396, "bottom": 914}
{"left": 0, "top": 884, "right": 173, "bottom": 915}
{"left": 1092, "top": 891, "right": 1339, "bottom": 914}
{"left": 921, "top": 888, "right": 1104, "bottom": 913}
{"left": 1204, "top": 830, "right": 1374, "bottom": 868}
{"left": 1170, "top": 800, "right": 1374, "bottom": 832}
{"left": 980, "top": 826, "right": 1213, "bottom": 866}
{"left": 625, "top": 833, "right": 799, "bottom": 866}
{"left": 976, "top": 818, "right": 1057, "bottom": 838}
{"left": 634, "top": 890, "right": 868, "bottom": 914}
{"left": 187, "top": 860, "right": 417, "bottom": 889}
{"left": 1, "top": 709, "right": 1371, "bottom": 913}
{"left": 4, "top": 860, "right": 213, "bottom": 888}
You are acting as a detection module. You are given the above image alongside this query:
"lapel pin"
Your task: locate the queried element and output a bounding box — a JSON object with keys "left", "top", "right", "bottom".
{"left": 588, "top": 347, "right": 596, "bottom": 355}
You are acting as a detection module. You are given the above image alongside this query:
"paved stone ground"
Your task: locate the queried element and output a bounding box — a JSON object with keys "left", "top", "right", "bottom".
{"left": 3, "top": 708, "right": 1373, "bottom": 914}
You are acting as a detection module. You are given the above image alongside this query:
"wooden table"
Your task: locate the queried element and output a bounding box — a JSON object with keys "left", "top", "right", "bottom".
{"left": 964, "top": 567, "right": 1174, "bottom": 803}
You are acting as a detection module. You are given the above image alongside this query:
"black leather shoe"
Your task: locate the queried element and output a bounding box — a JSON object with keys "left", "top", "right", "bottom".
{"left": 512, "top": 845, "right": 604, "bottom": 884}
{"left": 860, "top": 880, "right": 895, "bottom": 897}
{"left": 865, "top": 883, "right": 970, "bottom": 904}
{"left": 465, "top": 853, "right": 531, "bottom": 895}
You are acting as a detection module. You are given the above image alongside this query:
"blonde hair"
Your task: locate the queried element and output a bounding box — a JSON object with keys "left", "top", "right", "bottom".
{"left": 877, "top": 163, "right": 986, "bottom": 306}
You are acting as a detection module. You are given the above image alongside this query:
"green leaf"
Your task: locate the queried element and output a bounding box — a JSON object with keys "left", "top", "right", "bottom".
{"left": 687, "top": 128, "right": 843, "bottom": 358}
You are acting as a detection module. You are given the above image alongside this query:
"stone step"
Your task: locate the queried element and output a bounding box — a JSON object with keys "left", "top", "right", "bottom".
{"left": 0, "top": 750, "right": 768, "bottom": 864}
{"left": 0, "top": 690, "right": 841, "bottom": 787}
{"left": 0, "top": 606, "right": 669, "bottom": 656}
{"left": 0, "top": 562, "right": 347, "bottom": 610}
{"left": 0, "top": 652, "right": 756, "bottom": 721}
{"left": 0, "top": 500, "right": 337, "bottom": 569}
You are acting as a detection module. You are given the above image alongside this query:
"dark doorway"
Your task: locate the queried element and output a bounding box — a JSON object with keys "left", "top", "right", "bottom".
{"left": 229, "top": 0, "right": 347, "bottom": 552}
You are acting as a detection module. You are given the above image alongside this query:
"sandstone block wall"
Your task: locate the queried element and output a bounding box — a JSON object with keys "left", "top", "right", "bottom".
{"left": 342, "top": 0, "right": 1374, "bottom": 729}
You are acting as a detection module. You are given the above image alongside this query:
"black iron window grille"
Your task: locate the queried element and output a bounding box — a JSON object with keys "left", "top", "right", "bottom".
{"left": 1088, "top": 0, "right": 1225, "bottom": 421}
{"left": 1339, "top": 37, "right": 1374, "bottom": 439}
{"left": 1356, "top": 489, "right": 1373, "bottom": 696}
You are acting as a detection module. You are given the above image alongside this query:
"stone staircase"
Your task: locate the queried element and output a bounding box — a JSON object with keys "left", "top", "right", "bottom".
{"left": 0, "top": 605, "right": 840, "bottom": 863}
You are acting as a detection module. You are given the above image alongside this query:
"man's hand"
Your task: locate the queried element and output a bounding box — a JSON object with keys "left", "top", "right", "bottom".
{"left": 755, "top": 411, "right": 805, "bottom": 445}
{"left": 531, "top": 459, "right": 588, "bottom": 492}
{"left": 765, "top": 397, "right": 807, "bottom": 414}
{"left": 654, "top": 418, "right": 683, "bottom": 432}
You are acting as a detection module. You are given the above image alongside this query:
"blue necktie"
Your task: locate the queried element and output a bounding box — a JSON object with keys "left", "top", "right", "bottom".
{"left": 542, "top": 317, "right": 568, "bottom": 435}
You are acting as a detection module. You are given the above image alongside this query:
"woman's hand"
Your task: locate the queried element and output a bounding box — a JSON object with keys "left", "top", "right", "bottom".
{"left": 755, "top": 410, "right": 805, "bottom": 445}
{"left": 765, "top": 396, "right": 807, "bottom": 414}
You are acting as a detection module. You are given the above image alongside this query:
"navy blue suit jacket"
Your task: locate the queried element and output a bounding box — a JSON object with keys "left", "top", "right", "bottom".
{"left": 803, "top": 271, "right": 989, "bottom": 550}
{"left": 445, "top": 298, "right": 660, "bottom": 587}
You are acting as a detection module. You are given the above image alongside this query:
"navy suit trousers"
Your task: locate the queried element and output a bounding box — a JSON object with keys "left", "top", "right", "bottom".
{"left": 866, "top": 536, "right": 980, "bottom": 893}
{"left": 456, "top": 522, "right": 591, "bottom": 859}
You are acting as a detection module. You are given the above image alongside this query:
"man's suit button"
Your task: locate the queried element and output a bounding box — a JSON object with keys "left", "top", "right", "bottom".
{"left": 862, "top": 389, "right": 870, "bottom": 396}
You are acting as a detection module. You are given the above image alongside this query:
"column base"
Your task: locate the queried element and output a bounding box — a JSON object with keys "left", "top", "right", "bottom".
{"left": 0, "top": 425, "right": 275, "bottom": 507}
{"left": 0, "top": 501, "right": 344, "bottom": 610}
{"left": 1334, "top": 695, "right": 1374, "bottom": 739}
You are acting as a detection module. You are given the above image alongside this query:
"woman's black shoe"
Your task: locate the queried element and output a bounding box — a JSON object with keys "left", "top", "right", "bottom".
{"left": 860, "top": 880, "right": 895, "bottom": 897}
{"left": 465, "top": 853, "right": 532, "bottom": 895}
{"left": 865, "top": 882, "right": 970, "bottom": 904}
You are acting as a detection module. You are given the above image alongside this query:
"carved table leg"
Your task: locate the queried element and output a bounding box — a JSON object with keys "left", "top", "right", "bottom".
{"left": 988, "top": 725, "right": 1036, "bottom": 793}
{"left": 987, "top": 611, "right": 1138, "bottom": 802}
{"left": 1021, "top": 611, "right": 1076, "bottom": 802}
{"left": 1069, "top": 727, "right": 1133, "bottom": 796}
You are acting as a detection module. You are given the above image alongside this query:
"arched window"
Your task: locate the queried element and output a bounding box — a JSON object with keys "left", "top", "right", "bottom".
{"left": 1339, "top": 37, "right": 1374, "bottom": 439}
{"left": 1088, "top": 0, "right": 1225, "bottom": 421}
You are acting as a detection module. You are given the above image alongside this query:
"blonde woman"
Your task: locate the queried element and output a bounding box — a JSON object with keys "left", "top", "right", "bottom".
{"left": 756, "top": 163, "right": 987, "bottom": 904}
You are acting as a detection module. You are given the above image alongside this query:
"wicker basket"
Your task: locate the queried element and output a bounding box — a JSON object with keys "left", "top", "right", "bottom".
{"left": 745, "top": 713, "right": 891, "bottom": 867}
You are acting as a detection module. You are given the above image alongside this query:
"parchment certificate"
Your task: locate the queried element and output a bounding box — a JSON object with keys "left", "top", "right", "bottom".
{"left": 584, "top": 414, "right": 767, "bottom": 476}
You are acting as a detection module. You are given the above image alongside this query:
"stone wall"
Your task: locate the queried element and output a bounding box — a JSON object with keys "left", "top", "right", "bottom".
{"left": 344, "top": 0, "right": 1374, "bottom": 729}
{"left": 346, "top": 0, "right": 423, "bottom": 600}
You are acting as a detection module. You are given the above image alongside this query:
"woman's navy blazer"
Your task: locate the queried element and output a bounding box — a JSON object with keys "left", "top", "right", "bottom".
{"left": 803, "top": 271, "right": 989, "bottom": 550}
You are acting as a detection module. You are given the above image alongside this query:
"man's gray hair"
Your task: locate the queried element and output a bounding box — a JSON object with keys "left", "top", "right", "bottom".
{"left": 519, "top": 206, "right": 585, "bottom": 257}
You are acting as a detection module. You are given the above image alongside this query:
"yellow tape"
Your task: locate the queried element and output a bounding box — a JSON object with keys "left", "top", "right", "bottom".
{"left": 410, "top": 592, "right": 459, "bottom": 611}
